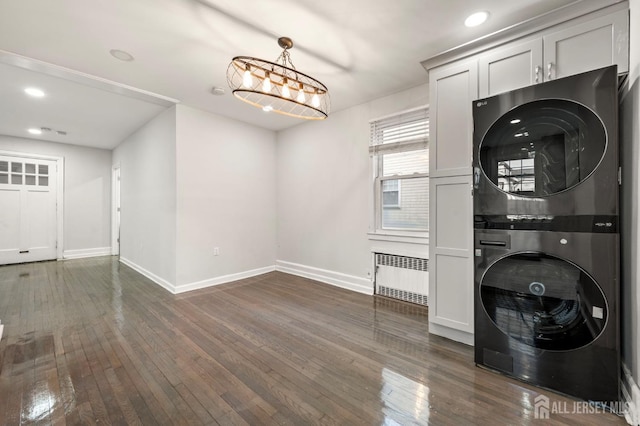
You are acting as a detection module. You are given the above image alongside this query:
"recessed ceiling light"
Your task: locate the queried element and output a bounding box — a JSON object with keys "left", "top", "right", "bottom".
{"left": 24, "top": 87, "right": 45, "bottom": 97}
{"left": 465, "top": 11, "right": 489, "bottom": 27}
{"left": 110, "top": 49, "right": 135, "bottom": 62}
{"left": 510, "top": 118, "right": 521, "bottom": 124}
{"left": 28, "top": 128, "right": 42, "bottom": 135}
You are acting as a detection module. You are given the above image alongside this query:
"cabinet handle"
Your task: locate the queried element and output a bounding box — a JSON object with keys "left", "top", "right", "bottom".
{"left": 547, "top": 62, "right": 553, "bottom": 80}
{"left": 534, "top": 66, "right": 541, "bottom": 83}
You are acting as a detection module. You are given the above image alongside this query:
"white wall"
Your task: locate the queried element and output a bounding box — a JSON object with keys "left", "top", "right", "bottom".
{"left": 174, "top": 105, "right": 277, "bottom": 290}
{"left": 622, "top": 0, "right": 640, "bottom": 400}
{"left": 0, "top": 135, "right": 111, "bottom": 255}
{"left": 112, "top": 107, "right": 177, "bottom": 287}
{"left": 276, "top": 84, "right": 429, "bottom": 292}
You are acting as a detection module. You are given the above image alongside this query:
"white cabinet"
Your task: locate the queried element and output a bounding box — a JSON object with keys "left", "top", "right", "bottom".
{"left": 478, "top": 9, "right": 628, "bottom": 98}
{"left": 544, "top": 10, "right": 628, "bottom": 80}
{"left": 428, "top": 175, "right": 474, "bottom": 335}
{"left": 426, "top": 5, "right": 629, "bottom": 345}
{"left": 479, "top": 39, "right": 542, "bottom": 98}
{"left": 429, "top": 58, "right": 478, "bottom": 178}
{"left": 428, "top": 59, "right": 477, "bottom": 340}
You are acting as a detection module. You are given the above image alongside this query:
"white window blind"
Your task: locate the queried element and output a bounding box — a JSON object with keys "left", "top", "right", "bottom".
{"left": 369, "top": 107, "right": 429, "bottom": 156}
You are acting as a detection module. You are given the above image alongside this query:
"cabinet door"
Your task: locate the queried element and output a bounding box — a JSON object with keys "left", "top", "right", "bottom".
{"left": 478, "top": 39, "right": 543, "bottom": 98}
{"left": 429, "top": 59, "right": 478, "bottom": 178}
{"left": 428, "top": 175, "right": 474, "bottom": 335}
{"left": 544, "top": 9, "right": 629, "bottom": 80}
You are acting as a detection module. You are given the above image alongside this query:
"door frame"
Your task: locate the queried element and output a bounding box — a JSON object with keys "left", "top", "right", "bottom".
{"left": 111, "top": 163, "right": 121, "bottom": 256}
{"left": 0, "top": 150, "right": 64, "bottom": 260}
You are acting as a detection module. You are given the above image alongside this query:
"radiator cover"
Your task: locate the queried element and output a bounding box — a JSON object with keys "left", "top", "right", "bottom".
{"left": 375, "top": 253, "right": 428, "bottom": 306}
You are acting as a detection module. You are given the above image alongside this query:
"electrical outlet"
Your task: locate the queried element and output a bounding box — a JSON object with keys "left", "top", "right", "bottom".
{"left": 214, "top": 247, "right": 219, "bottom": 256}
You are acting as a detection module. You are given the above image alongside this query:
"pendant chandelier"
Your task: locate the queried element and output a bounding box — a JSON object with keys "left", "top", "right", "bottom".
{"left": 226, "top": 37, "right": 330, "bottom": 120}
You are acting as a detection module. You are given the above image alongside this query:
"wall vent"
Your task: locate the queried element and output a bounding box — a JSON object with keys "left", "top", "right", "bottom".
{"left": 375, "top": 253, "right": 428, "bottom": 306}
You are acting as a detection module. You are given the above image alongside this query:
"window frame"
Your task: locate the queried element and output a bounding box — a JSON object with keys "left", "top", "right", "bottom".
{"left": 369, "top": 105, "right": 429, "bottom": 240}
{"left": 381, "top": 177, "right": 401, "bottom": 209}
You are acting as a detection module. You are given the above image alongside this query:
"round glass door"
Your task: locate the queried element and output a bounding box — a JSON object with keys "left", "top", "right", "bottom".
{"left": 480, "top": 252, "right": 607, "bottom": 350}
{"left": 479, "top": 99, "right": 606, "bottom": 197}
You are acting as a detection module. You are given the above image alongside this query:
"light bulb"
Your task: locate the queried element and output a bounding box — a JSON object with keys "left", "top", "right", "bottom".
{"left": 282, "top": 79, "right": 291, "bottom": 98}
{"left": 296, "top": 83, "right": 305, "bottom": 103}
{"left": 262, "top": 72, "right": 271, "bottom": 92}
{"left": 312, "top": 91, "right": 320, "bottom": 108}
{"left": 242, "top": 65, "right": 252, "bottom": 88}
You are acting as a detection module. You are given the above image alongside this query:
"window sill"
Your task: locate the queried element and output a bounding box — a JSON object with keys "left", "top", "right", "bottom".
{"left": 367, "top": 230, "right": 429, "bottom": 245}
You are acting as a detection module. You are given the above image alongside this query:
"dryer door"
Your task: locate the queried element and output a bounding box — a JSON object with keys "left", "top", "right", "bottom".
{"left": 478, "top": 99, "right": 606, "bottom": 197}
{"left": 480, "top": 252, "right": 607, "bottom": 351}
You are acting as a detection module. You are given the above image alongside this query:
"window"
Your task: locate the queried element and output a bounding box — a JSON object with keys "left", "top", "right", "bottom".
{"left": 497, "top": 156, "right": 535, "bottom": 194}
{"left": 382, "top": 180, "right": 400, "bottom": 208}
{"left": 370, "top": 106, "right": 429, "bottom": 232}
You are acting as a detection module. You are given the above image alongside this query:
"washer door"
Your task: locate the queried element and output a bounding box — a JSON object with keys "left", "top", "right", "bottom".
{"left": 480, "top": 252, "right": 607, "bottom": 350}
{"left": 479, "top": 99, "right": 606, "bottom": 197}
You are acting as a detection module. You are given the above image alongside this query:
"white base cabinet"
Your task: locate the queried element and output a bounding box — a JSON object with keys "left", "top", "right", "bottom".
{"left": 428, "top": 175, "right": 474, "bottom": 335}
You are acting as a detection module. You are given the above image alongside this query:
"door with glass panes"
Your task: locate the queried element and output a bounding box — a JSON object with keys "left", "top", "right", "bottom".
{"left": 0, "top": 155, "right": 57, "bottom": 265}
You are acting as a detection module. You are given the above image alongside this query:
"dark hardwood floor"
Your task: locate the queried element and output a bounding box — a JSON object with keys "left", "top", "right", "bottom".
{"left": 0, "top": 257, "right": 627, "bottom": 425}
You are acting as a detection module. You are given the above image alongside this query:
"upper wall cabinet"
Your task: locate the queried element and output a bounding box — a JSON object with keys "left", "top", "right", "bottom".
{"left": 478, "top": 9, "right": 628, "bottom": 98}
{"left": 479, "top": 39, "right": 543, "bottom": 98}
{"left": 429, "top": 59, "right": 478, "bottom": 178}
{"left": 544, "top": 10, "right": 628, "bottom": 80}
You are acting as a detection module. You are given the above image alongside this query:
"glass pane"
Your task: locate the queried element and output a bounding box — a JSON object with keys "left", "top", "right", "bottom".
{"left": 0, "top": 174, "right": 7, "bottom": 184}
{"left": 11, "top": 162, "right": 22, "bottom": 173}
{"left": 25, "top": 163, "right": 36, "bottom": 174}
{"left": 479, "top": 99, "right": 606, "bottom": 196}
{"left": 39, "top": 164, "right": 48, "bottom": 175}
{"left": 383, "top": 149, "right": 428, "bottom": 177}
{"left": 12, "top": 174, "right": 22, "bottom": 185}
{"left": 497, "top": 157, "right": 535, "bottom": 194}
{"left": 39, "top": 176, "right": 49, "bottom": 186}
{"left": 25, "top": 175, "right": 36, "bottom": 185}
{"left": 480, "top": 252, "right": 606, "bottom": 350}
{"left": 381, "top": 177, "right": 428, "bottom": 230}
{"left": 0, "top": 161, "right": 7, "bottom": 172}
{"left": 382, "top": 180, "right": 400, "bottom": 207}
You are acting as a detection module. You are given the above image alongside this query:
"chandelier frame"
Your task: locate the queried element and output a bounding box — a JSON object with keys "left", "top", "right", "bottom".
{"left": 226, "top": 37, "right": 330, "bottom": 120}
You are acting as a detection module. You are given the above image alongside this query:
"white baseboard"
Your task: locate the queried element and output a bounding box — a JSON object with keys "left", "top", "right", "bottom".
{"left": 275, "top": 260, "right": 373, "bottom": 295}
{"left": 119, "top": 257, "right": 176, "bottom": 293}
{"left": 429, "top": 322, "right": 474, "bottom": 346}
{"left": 622, "top": 363, "right": 640, "bottom": 425}
{"left": 174, "top": 265, "right": 276, "bottom": 294}
{"left": 63, "top": 247, "right": 112, "bottom": 260}
{"left": 119, "top": 257, "right": 373, "bottom": 297}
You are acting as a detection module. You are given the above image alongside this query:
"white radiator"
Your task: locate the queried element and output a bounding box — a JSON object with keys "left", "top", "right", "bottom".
{"left": 375, "top": 253, "right": 428, "bottom": 306}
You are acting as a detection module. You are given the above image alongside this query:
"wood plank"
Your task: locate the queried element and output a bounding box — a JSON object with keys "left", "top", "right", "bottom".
{"left": 0, "top": 257, "right": 627, "bottom": 425}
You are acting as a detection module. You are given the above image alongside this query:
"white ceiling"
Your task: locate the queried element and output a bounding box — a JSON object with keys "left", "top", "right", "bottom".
{"left": 0, "top": 0, "right": 594, "bottom": 149}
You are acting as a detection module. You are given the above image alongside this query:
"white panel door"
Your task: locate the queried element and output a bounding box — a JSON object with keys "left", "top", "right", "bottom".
{"left": 429, "top": 58, "right": 478, "bottom": 178}
{"left": 544, "top": 9, "right": 629, "bottom": 80}
{"left": 428, "top": 175, "right": 474, "bottom": 333}
{"left": 478, "top": 38, "right": 543, "bottom": 98}
{"left": 0, "top": 155, "right": 57, "bottom": 264}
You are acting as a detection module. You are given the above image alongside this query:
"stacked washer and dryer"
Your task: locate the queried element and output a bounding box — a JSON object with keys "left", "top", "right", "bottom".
{"left": 472, "top": 65, "right": 620, "bottom": 403}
